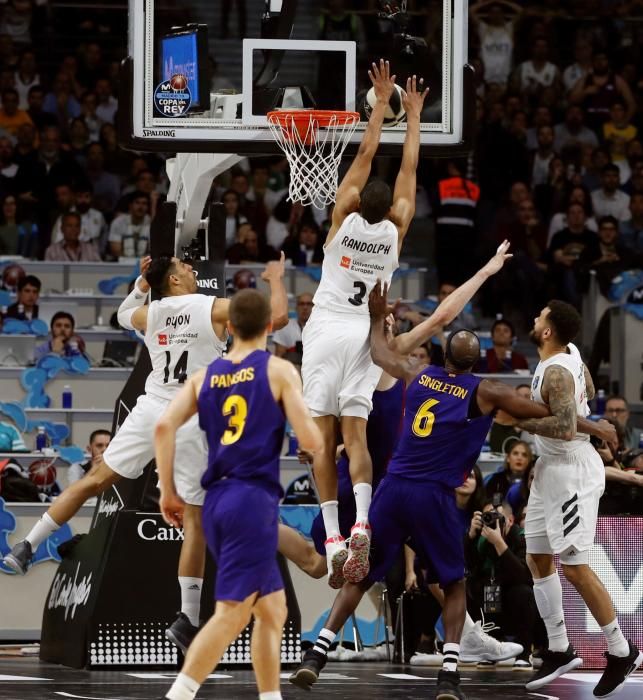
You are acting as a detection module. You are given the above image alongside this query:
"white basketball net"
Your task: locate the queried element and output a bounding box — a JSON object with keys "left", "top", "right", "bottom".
{"left": 268, "top": 111, "right": 360, "bottom": 209}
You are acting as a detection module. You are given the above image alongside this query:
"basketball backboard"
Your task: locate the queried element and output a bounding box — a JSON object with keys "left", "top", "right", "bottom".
{"left": 120, "top": 0, "right": 473, "bottom": 156}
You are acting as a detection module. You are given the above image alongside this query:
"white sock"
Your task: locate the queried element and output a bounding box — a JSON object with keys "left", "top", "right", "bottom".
{"left": 320, "top": 500, "right": 340, "bottom": 540}
{"left": 353, "top": 482, "right": 372, "bottom": 523}
{"left": 533, "top": 572, "right": 569, "bottom": 652}
{"left": 443, "top": 642, "right": 460, "bottom": 672}
{"left": 462, "top": 612, "right": 475, "bottom": 637}
{"left": 312, "top": 627, "right": 336, "bottom": 656}
{"left": 601, "top": 618, "right": 629, "bottom": 657}
{"left": 179, "top": 577, "right": 203, "bottom": 627}
{"left": 25, "top": 512, "right": 60, "bottom": 550}
{"left": 258, "top": 692, "right": 282, "bottom": 700}
{"left": 165, "top": 672, "right": 200, "bottom": 700}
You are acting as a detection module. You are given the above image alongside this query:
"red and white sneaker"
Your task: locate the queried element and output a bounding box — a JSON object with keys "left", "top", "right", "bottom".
{"left": 325, "top": 535, "right": 348, "bottom": 589}
{"left": 343, "top": 522, "right": 371, "bottom": 584}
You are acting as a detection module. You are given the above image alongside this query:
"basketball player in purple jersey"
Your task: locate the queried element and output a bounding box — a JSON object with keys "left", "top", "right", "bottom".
{"left": 154, "top": 289, "right": 322, "bottom": 700}
{"left": 290, "top": 284, "right": 617, "bottom": 700}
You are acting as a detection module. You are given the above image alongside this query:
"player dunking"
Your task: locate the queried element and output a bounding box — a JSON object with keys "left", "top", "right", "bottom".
{"left": 302, "top": 59, "right": 429, "bottom": 587}
{"left": 517, "top": 302, "right": 642, "bottom": 697}
{"left": 154, "top": 289, "right": 322, "bottom": 700}
{"left": 3, "top": 255, "right": 288, "bottom": 654}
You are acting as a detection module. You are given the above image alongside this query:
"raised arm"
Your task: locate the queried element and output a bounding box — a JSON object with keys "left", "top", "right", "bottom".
{"left": 515, "top": 365, "right": 577, "bottom": 441}
{"left": 261, "top": 251, "right": 289, "bottom": 330}
{"left": 269, "top": 357, "right": 323, "bottom": 455}
{"left": 388, "top": 75, "right": 430, "bottom": 249}
{"left": 327, "top": 59, "right": 396, "bottom": 244}
{"left": 390, "top": 241, "right": 512, "bottom": 355}
{"left": 211, "top": 256, "right": 288, "bottom": 339}
{"left": 368, "top": 283, "right": 421, "bottom": 383}
{"left": 155, "top": 370, "right": 204, "bottom": 527}
{"left": 116, "top": 255, "right": 152, "bottom": 332}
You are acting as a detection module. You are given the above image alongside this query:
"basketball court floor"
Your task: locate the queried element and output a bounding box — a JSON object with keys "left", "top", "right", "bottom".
{"left": 2, "top": 659, "right": 643, "bottom": 699}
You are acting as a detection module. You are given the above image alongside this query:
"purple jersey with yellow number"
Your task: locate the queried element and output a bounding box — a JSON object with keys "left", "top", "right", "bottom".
{"left": 387, "top": 365, "right": 492, "bottom": 488}
{"left": 198, "top": 350, "right": 285, "bottom": 498}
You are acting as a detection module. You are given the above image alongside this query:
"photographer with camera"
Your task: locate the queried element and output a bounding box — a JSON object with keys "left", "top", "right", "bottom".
{"left": 466, "top": 498, "right": 545, "bottom": 668}
{"left": 594, "top": 418, "right": 643, "bottom": 516}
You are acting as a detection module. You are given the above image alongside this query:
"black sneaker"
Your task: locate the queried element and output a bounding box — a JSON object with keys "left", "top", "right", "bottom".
{"left": 2, "top": 540, "right": 33, "bottom": 575}
{"left": 289, "top": 649, "right": 327, "bottom": 690}
{"left": 593, "top": 641, "right": 643, "bottom": 698}
{"left": 525, "top": 644, "right": 583, "bottom": 691}
{"left": 436, "top": 669, "right": 467, "bottom": 700}
{"left": 165, "top": 613, "right": 199, "bottom": 654}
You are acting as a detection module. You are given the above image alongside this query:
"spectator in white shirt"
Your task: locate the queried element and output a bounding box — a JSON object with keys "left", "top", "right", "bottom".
{"left": 108, "top": 191, "right": 151, "bottom": 259}
{"left": 52, "top": 182, "right": 106, "bottom": 250}
{"left": 562, "top": 37, "right": 593, "bottom": 93}
{"left": 14, "top": 49, "right": 39, "bottom": 109}
{"left": 510, "top": 37, "right": 561, "bottom": 102}
{"left": 470, "top": 1, "right": 522, "bottom": 87}
{"left": 94, "top": 78, "right": 118, "bottom": 124}
{"left": 591, "top": 163, "right": 631, "bottom": 222}
{"left": 221, "top": 188, "right": 248, "bottom": 248}
{"left": 272, "top": 292, "right": 313, "bottom": 367}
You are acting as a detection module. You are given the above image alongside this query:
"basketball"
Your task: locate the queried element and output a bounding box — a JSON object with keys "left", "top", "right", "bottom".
{"left": 28, "top": 459, "right": 57, "bottom": 488}
{"left": 1, "top": 263, "right": 26, "bottom": 290}
{"left": 363, "top": 83, "right": 406, "bottom": 127}
{"left": 232, "top": 269, "right": 257, "bottom": 291}
{"left": 170, "top": 74, "right": 188, "bottom": 91}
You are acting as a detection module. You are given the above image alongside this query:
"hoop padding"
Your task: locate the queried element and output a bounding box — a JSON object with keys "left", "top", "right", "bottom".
{"left": 268, "top": 110, "right": 360, "bottom": 209}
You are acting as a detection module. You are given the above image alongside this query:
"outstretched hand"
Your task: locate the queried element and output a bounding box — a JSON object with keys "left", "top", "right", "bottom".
{"left": 261, "top": 251, "right": 286, "bottom": 282}
{"left": 369, "top": 280, "right": 392, "bottom": 320}
{"left": 482, "top": 240, "right": 513, "bottom": 277}
{"left": 137, "top": 255, "right": 152, "bottom": 293}
{"left": 401, "top": 75, "right": 430, "bottom": 119}
{"left": 368, "top": 59, "right": 397, "bottom": 105}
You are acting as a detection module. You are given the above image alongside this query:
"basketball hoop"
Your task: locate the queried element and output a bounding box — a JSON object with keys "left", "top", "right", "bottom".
{"left": 267, "top": 109, "right": 360, "bottom": 209}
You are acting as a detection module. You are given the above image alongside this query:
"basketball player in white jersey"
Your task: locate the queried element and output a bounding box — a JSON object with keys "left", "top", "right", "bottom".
{"left": 301, "top": 59, "right": 429, "bottom": 587}
{"left": 3, "top": 254, "right": 288, "bottom": 652}
{"left": 514, "top": 301, "right": 641, "bottom": 697}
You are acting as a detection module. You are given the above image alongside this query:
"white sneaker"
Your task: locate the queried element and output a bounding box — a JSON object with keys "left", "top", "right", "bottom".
{"left": 325, "top": 535, "right": 347, "bottom": 589}
{"left": 409, "top": 652, "right": 444, "bottom": 666}
{"left": 460, "top": 620, "right": 524, "bottom": 663}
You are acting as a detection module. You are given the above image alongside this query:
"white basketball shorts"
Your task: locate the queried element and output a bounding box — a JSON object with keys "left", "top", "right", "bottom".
{"left": 301, "top": 307, "right": 382, "bottom": 420}
{"left": 525, "top": 442, "right": 605, "bottom": 562}
{"left": 103, "top": 393, "right": 207, "bottom": 506}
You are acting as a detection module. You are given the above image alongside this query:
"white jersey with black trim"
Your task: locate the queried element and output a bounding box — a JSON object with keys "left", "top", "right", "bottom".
{"left": 313, "top": 212, "right": 399, "bottom": 315}
{"left": 144, "top": 293, "right": 227, "bottom": 400}
{"left": 531, "top": 342, "right": 590, "bottom": 457}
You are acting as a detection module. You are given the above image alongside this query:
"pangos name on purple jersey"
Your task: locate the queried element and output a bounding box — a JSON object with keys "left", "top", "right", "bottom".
{"left": 198, "top": 350, "right": 285, "bottom": 497}
{"left": 387, "top": 366, "right": 492, "bottom": 488}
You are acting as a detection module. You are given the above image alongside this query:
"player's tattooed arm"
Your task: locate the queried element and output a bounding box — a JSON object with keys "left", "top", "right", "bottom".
{"left": 516, "top": 365, "right": 577, "bottom": 440}
{"left": 583, "top": 363, "right": 595, "bottom": 401}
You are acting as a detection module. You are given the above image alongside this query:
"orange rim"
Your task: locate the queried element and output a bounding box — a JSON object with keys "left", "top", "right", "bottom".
{"left": 268, "top": 109, "right": 360, "bottom": 145}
